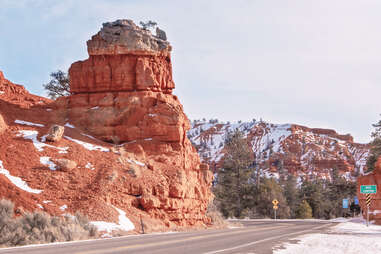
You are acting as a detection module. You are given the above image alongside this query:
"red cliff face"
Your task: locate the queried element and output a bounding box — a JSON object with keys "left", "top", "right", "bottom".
{"left": 357, "top": 158, "right": 381, "bottom": 224}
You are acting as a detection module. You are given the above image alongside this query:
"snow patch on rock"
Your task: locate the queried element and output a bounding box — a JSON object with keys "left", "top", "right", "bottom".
{"left": 127, "top": 159, "right": 145, "bottom": 167}
{"left": 15, "top": 119, "right": 44, "bottom": 127}
{"left": 64, "top": 136, "right": 109, "bottom": 152}
{"left": 40, "top": 157, "right": 57, "bottom": 170}
{"left": 17, "top": 130, "right": 69, "bottom": 153}
{"left": 60, "top": 204, "right": 68, "bottom": 211}
{"left": 85, "top": 162, "right": 95, "bottom": 170}
{"left": 64, "top": 123, "right": 75, "bottom": 128}
{"left": 0, "top": 160, "right": 42, "bottom": 194}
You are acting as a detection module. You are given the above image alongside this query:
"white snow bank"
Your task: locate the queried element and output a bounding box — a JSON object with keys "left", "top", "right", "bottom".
{"left": 274, "top": 233, "right": 381, "bottom": 254}
{"left": 114, "top": 207, "right": 135, "bottom": 231}
{"left": 15, "top": 120, "right": 44, "bottom": 127}
{"left": 333, "top": 219, "right": 381, "bottom": 234}
{"left": 64, "top": 136, "right": 109, "bottom": 152}
{"left": 0, "top": 160, "right": 42, "bottom": 194}
{"left": 274, "top": 217, "right": 381, "bottom": 254}
{"left": 64, "top": 123, "right": 75, "bottom": 128}
{"left": 90, "top": 206, "right": 135, "bottom": 233}
{"left": 17, "top": 130, "right": 69, "bottom": 153}
{"left": 39, "top": 157, "right": 57, "bottom": 170}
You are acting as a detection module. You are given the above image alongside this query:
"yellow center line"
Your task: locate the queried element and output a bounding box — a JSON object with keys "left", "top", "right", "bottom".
{"left": 75, "top": 224, "right": 290, "bottom": 254}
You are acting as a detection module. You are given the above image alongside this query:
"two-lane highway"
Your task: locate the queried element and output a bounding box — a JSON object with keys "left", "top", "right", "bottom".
{"left": 0, "top": 220, "right": 335, "bottom": 254}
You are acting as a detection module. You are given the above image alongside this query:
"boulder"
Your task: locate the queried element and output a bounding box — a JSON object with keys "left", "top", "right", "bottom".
{"left": 46, "top": 125, "right": 64, "bottom": 142}
{"left": 55, "top": 159, "right": 77, "bottom": 171}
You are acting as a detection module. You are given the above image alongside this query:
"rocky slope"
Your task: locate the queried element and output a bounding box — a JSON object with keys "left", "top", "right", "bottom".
{"left": 0, "top": 20, "right": 213, "bottom": 233}
{"left": 188, "top": 120, "right": 369, "bottom": 181}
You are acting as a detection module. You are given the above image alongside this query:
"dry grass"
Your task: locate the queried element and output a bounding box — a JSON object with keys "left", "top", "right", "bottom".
{"left": 0, "top": 199, "right": 98, "bottom": 247}
{"left": 206, "top": 201, "right": 228, "bottom": 229}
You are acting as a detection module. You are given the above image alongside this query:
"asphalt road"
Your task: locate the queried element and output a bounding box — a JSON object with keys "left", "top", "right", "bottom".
{"left": 0, "top": 220, "right": 335, "bottom": 254}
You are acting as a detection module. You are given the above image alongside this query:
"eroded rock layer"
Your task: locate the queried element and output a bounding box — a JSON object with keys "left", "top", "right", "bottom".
{"left": 69, "top": 20, "right": 174, "bottom": 95}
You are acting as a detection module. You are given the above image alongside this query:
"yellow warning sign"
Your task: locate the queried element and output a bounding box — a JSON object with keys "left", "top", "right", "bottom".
{"left": 273, "top": 205, "right": 278, "bottom": 210}
{"left": 272, "top": 199, "right": 279, "bottom": 206}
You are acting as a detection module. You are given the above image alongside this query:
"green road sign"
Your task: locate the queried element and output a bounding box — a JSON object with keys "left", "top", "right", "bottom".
{"left": 361, "top": 185, "right": 377, "bottom": 194}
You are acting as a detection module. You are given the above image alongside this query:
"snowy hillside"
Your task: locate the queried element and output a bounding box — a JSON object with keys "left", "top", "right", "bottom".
{"left": 188, "top": 120, "right": 369, "bottom": 181}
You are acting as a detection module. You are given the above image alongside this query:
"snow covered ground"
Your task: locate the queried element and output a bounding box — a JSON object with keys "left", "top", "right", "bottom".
{"left": 90, "top": 206, "right": 135, "bottom": 235}
{"left": 17, "top": 130, "right": 68, "bottom": 153}
{"left": 274, "top": 217, "right": 381, "bottom": 254}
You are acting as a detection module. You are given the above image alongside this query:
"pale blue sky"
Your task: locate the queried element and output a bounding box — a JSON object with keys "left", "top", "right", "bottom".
{"left": 1, "top": 0, "right": 380, "bottom": 143}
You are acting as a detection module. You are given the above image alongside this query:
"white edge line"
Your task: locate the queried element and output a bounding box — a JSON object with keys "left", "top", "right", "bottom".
{"left": 0, "top": 231, "right": 178, "bottom": 251}
{"left": 203, "top": 224, "right": 331, "bottom": 254}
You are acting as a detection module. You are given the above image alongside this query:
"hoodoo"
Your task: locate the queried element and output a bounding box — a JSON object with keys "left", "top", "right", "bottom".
{"left": 66, "top": 20, "right": 179, "bottom": 143}
{"left": 62, "top": 20, "right": 214, "bottom": 228}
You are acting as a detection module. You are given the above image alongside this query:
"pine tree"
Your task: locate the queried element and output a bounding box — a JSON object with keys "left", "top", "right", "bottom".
{"left": 254, "top": 178, "right": 291, "bottom": 218}
{"left": 296, "top": 200, "right": 313, "bottom": 219}
{"left": 282, "top": 175, "right": 300, "bottom": 218}
{"left": 299, "top": 178, "right": 327, "bottom": 218}
{"left": 43, "top": 70, "right": 70, "bottom": 99}
{"left": 214, "top": 130, "right": 253, "bottom": 218}
{"left": 366, "top": 117, "right": 381, "bottom": 172}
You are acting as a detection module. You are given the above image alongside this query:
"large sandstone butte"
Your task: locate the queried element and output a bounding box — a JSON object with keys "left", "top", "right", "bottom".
{"left": 357, "top": 158, "right": 381, "bottom": 224}
{"left": 0, "top": 20, "right": 213, "bottom": 233}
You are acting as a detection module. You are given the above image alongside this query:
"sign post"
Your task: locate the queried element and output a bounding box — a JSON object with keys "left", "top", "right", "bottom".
{"left": 272, "top": 199, "right": 279, "bottom": 220}
{"left": 366, "top": 193, "right": 372, "bottom": 227}
{"left": 361, "top": 185, "right": 377, "bottom": 227}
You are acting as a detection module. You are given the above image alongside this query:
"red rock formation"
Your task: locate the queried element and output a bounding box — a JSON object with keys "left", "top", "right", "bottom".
{"left": 0, "top": 19, "right": 214, "bottom": 233}
{"left": 189, "top": 121, "right": 368, "bottom": 180}
{"left": 66, "top": 20, "right": 178, "bottom": 143}
{"left": 357, "top": 157, "right": 381, "bottom": 224}
{"left": 69, "top": 20, "right": 174, "bottom": 95}
{"left": 62, "top": 20, "right": 213, "bottom": 228}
